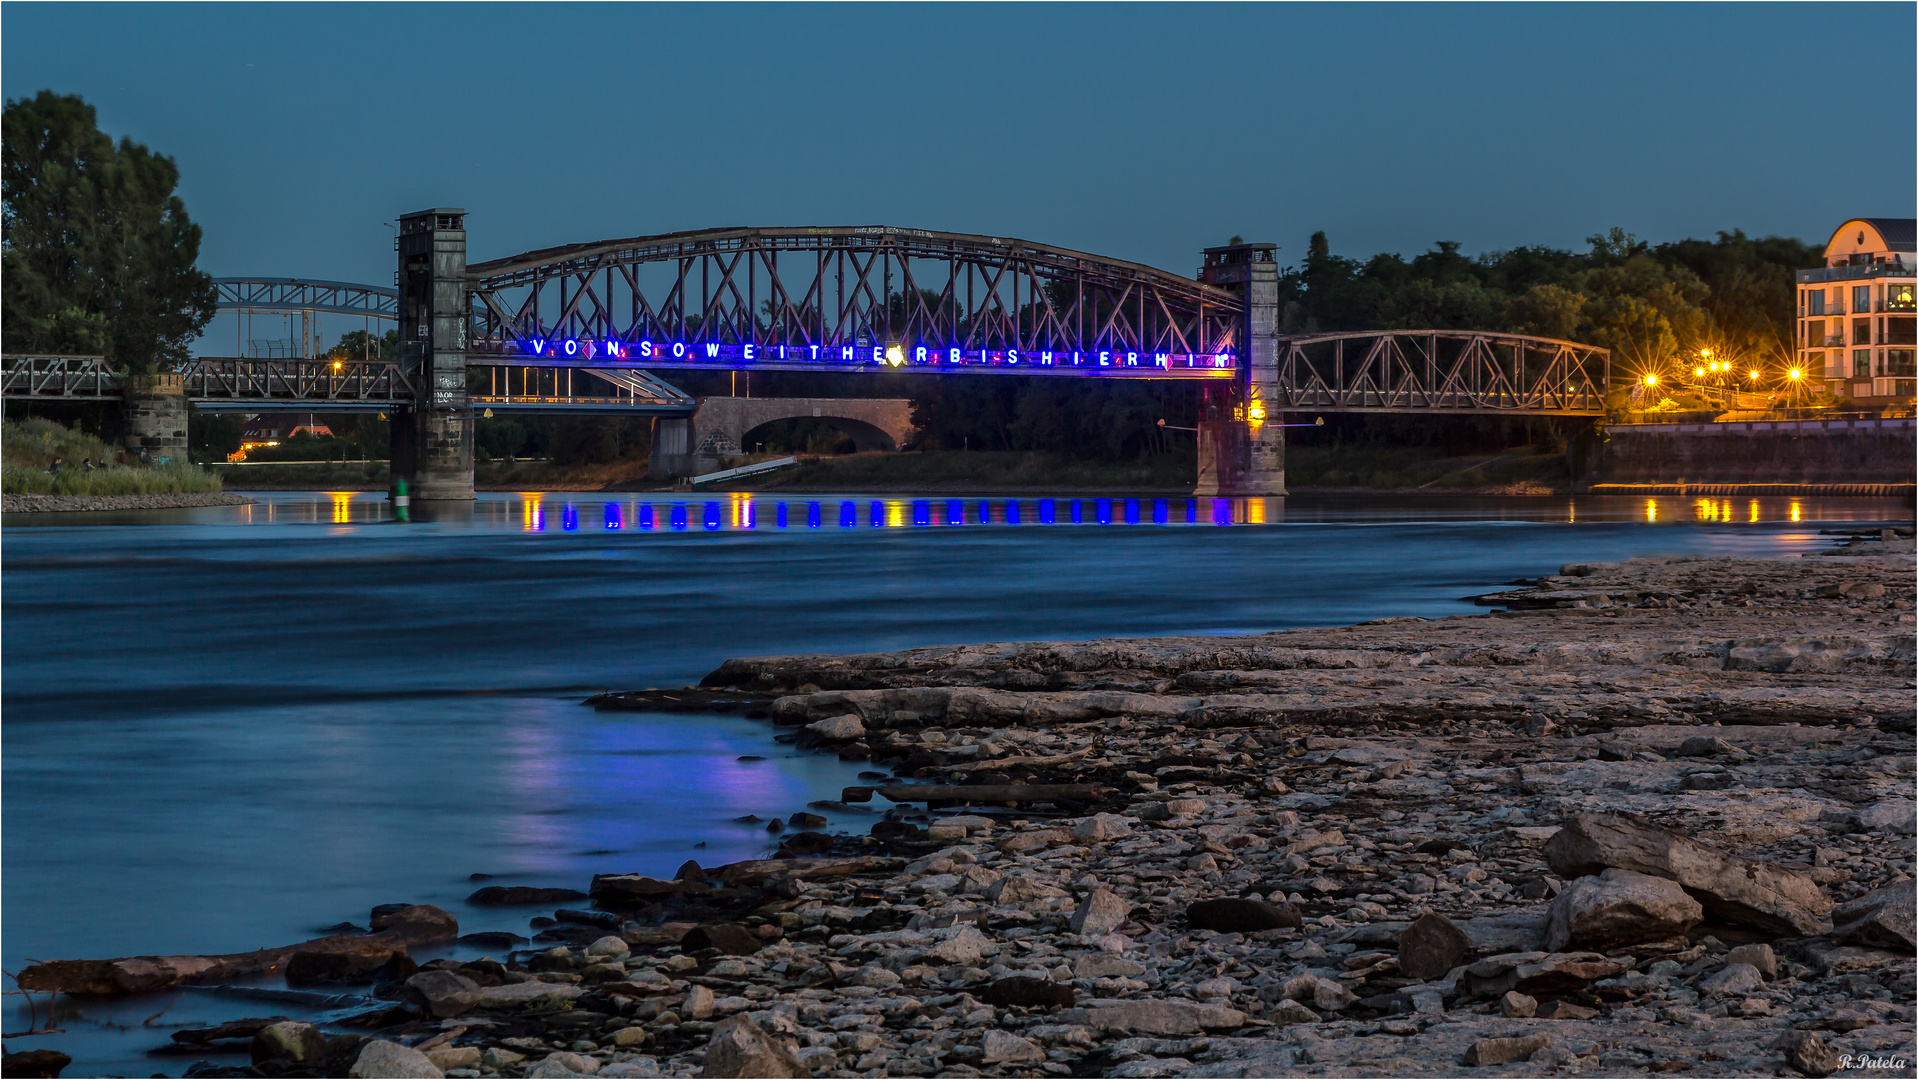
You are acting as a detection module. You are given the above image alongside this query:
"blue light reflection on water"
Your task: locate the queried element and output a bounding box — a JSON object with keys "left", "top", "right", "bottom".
{"left": 2, "top": 490, "right": 1909, "bottom": 1075}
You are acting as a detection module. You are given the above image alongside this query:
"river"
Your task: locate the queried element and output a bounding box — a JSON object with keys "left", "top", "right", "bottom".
{"left": 1, "top": 490, "right": 1908, "bottom": 1074}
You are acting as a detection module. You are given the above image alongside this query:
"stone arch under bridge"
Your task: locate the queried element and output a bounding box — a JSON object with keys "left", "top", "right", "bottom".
{"left": 649, "top": 397, "right": 915, "bottom": 478}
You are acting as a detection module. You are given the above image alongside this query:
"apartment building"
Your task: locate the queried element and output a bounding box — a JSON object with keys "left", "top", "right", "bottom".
{"left": 1798, "top": 217, "right": 1915, "bottom": 408}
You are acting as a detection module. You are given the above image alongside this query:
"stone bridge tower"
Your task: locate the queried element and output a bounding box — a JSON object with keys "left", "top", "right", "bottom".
{"left": 1195, "top": 242, "right": 1286, "bottom": 497}
{"left": 393, "top": 207, "right": 474, "bottom": 500}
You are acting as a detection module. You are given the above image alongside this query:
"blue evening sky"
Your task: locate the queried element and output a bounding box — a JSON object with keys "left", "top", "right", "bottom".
{"left": 4, "top": 2, "right": 1913, "bottom": 348}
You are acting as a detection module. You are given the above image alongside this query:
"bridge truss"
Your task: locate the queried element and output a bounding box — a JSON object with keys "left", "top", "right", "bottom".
{"left": 1270, "top": 331, "right": 1608, "bottom": 415}
{"left": 465, "top": 226, "right": 1243, "bottom": 378}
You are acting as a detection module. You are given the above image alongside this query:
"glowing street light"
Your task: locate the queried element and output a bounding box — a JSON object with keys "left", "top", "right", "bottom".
{"left": 1642, "top": 373, "right": 1658, "bottom": 387}
{"left": 1788, "top": 368, "right": 1804, "bottom": 381}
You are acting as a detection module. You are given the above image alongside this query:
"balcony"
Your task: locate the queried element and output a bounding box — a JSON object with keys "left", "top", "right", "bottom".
{"left": 1798, "top": 262, "right": 1916, "bottom": 284}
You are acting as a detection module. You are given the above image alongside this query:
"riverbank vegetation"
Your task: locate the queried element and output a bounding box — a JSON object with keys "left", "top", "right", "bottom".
{"left": 1, "top": 418, "right": 222, "bottom": 495}
{"left": 208, "top": 456, "right": 653, "bottom": 492}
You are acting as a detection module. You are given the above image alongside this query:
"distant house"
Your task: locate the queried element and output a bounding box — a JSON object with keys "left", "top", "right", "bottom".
{"left": 231, "top": 413, "right": 336, "bottom": 462}
{"left": 1797, "top": 218, "right": 1915, "bottom": 408}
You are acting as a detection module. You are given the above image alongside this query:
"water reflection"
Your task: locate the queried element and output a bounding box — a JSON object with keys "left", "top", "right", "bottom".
{"left": 384, "top": 493, "right": 1910, "bottom": 534}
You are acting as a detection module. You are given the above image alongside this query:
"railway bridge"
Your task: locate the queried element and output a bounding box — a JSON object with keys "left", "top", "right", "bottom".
{"left": 2, "top": 208, "right": 1608, "bottom": 497}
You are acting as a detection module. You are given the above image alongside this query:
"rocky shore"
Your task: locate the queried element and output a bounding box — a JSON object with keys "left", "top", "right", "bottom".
{"left": 9, "top": 537, "right": 1914, "bottom": 1080}
{"left": 1, "top": 492, "right": 253, "bottom": 513}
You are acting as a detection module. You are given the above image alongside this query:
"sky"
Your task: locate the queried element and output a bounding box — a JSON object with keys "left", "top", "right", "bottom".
{"left": 4, "top": 2, "right": 1913, "bottom": 351}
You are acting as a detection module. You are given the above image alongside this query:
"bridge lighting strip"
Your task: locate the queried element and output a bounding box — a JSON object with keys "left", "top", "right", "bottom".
{"left": 510, "top": 338, "right": 1236, "bottom": 371}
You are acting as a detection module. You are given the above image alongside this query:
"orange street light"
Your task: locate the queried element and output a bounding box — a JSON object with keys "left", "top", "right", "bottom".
{"left": 1693, "top": 366, "right": 1706, "bottom": 378}
{"left": 1643, "top": 373, "right": 1658, "bottom": 387}
{"left": 1747, "top": 370, "right": 1760, "bottom": 381}
{"left": 1788, "top": 368, "right": 1804, "bottom": 381}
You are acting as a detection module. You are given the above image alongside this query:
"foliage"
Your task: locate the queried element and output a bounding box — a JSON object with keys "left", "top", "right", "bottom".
{"left": 2, "top": 91, "right": 217, "bottom": 373}
{"left": 1, "top": 417, "right": 221, "bottom": 493}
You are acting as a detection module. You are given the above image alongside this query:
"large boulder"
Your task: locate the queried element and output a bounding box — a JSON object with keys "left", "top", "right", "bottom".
{"left": 1543, "top": 813, "right": 1831, "bottom": 935}
{"left": 1829, "top": 880, "right": 1916, "bottom": 952}
{"left": 1544, "top": 868, "right": 1704, "bottom": 950}
{"left": 348, "top": 1039, "right": 445, "bottom": 1078}
{"left": 805, "top": 715, "right": 865, "bottom": 742}
{"left": 368, "top": 904, "right": 460, "bottom": 941}
{"left": 1057, "top": 998, "right": 1246, "bottom": 1035}
{"left": 699, "top": 1014, "right": 809, "bottom": 1078}
{"left": 681, "top": 922, "right": 762, "bottom": 956}
{"left": 1398, "top": 912, "right": 1473, "bottom": 981}
{"left": 1069, "top": 888, "right": 1130, "bottom": 936}
{"left": 404, "top": 970, "right": 482, "bottom": 1018}
{"left": 251, "top": 1020, "right": 327, "bottom": 1067}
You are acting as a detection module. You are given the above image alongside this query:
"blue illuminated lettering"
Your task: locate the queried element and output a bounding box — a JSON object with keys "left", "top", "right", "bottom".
{"left": 1007, "top": 349, "right": 1019, "bottom": 364}
{"left": 672, "top": 342, "right": 686, "bottom": 358}
{"left": 809, "top": 345, "right": 820, "bottom": 360}
{"left": 704, "top": 343, "right": 721, "bottom": 358}
{"left": 1098, "top": 351, "right": 1111, "bottom": 366}
{"left": 563, "top": 339, "right": 579, "bottom": 356}
{"left": 949, "top": 348, "right": 961, "bottom": 363}
{"left": 1040, "top": 351, "right": 1054, "bottom": 365}
{"left": 639, "top": 340, "right": 653, "bottom": 357}
{"left": 1154, "top": 353, "right": 1169, "bottom": 367}
{"left": 872, "top": 346, "right": 884, "bottom": 363}
{"left": 1214, "top": 353, "right": 1229, "bottom": 367}
{"left": 840, "top": 345, "right": 855, "bottom": 361}
{"left": 979, "top": 349, "right": 988, "bottom": 363}
{"left": 1125, "top": 352, "right": 1138, "bottom": 366}
{"left": 1073, "top": 352, "right": 1083, "bottom": 365}
{"left": 527, "top": 338, "right": 546, "bottom": 355}
{"left": 915, "top": 346, "right": 927, "bottom": 362}
{"left": 778, "top": 346, "right": 787, "bottom": 359}
{"left": 743, "top": 344, "right": 755, "bottom": 360}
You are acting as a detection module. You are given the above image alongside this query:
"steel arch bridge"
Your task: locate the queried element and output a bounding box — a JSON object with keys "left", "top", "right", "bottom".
{"left": 465, "top": 226, "right": 1245, "bottom": 378}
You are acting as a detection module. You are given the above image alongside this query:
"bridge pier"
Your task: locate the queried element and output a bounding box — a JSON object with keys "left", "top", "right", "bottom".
{"left": 124, "top": 373, "right": 189, "bottom": 465}
{"left": 1194, "top": 243, "right": 1286, "bottom": 497}
{"left": 393, "top": 208, "right": 474, "bottom": 501}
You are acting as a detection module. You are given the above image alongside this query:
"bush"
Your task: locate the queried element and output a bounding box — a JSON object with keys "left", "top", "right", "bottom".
{"left": 1, "top": 417, "right": 222, "bottom": 494}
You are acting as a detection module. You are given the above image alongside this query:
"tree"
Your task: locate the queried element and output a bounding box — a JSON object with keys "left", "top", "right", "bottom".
{"left": 2, "top": 91, "right": 217, "bottom": 373}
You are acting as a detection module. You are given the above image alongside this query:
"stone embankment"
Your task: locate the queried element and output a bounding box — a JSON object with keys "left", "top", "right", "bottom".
{"left": 11, "top": 541, "right": 1914, "bottom": 1079}
{"left": 1, "top": 492, "right": 253, "bottom": 513}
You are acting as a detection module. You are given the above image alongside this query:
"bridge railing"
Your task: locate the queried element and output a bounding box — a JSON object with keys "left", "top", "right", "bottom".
{"left": 1, "top": 355, "right": 121, "bottom": 399}
{"left": 1269, "top": 331, "right": 1608, "bottom": 415}
{"left": 176, "top": 359, "right": 418, "bottom": 409}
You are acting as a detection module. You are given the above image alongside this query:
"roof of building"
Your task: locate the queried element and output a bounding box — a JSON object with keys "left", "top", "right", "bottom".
{"left": 1839, "top": 217, "right": 1915, "bottom": 252}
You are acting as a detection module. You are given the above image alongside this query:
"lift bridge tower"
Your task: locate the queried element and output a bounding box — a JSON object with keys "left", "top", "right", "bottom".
{"left": 393, "top": 207, "right": 474, "bottom": 500}
{"left": 1196, "top": 242, "right": 1286, "bottom": 497}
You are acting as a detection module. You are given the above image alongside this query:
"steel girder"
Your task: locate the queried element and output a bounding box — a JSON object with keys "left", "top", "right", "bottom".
{"left": 177, "top": 359, "right": 418, "bottom": 411}
{"left": 464, "top": 226, "right": 1243, "bottom": 377}
{"left": 0, "top": 355, "right": 120, "bottom": 399}
{"left": 214, "top": 278, "right": 400, "bottom": 319}
{"left": 1269, "top": 331, "right": 1608, "bottom": 415}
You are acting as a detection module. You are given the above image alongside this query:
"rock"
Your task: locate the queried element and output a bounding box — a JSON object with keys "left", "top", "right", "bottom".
{"left": 0, "top": 1050, "right": 71, "bottom": 1079}
{"left": 789, "top": 811, "right": 828, "bottom": 829}
{"left": 368, "top": 904, "right": 459, "bottom": 940}
{"left": 610, "top": 1027, "right": 648, "bottom": 1047}
{"left": 1461, "top": 952, "right": 1626, "bottom": 998}
{"left": 1848, "top": 798, "right": 1917, "bottom": 835}
{"left": 1266, "top": 999, "right": 1320, "bottom": 1024}
{"left": 585, "top": 934, "right": 630, "bottom": 958}
{"left": 1186, "top": 897, "right": 1301, "bottom": 934}
{"left": 1698, "top": 962, "right": 1763, "bottom": 997}
{"left": 1073, "top": 813, "right": 1133, "bottom": 843}
{"left": 1829, "top": 880, "right": 1917, "bottom": 952}
{"left": 1544, "top": 868, "right": 1704, "bottom": 950}
{"left": 1535, "top": 1000, "right": 1599, "bottom": 1020}
{"left": 1724, "top": 943, "right": 1777, "bottom": 979}
{"left": 685, "top": 985, "right": 716, "bottom": 1019}
{"left": 1070, "top": 888, "right": 1130, "bottom": 936}
{"left": 530, "top": 1051, "right": 599, "bottom": 1076}
{"left": 1164, "top": 798, "right": 1207, "bottom": 818}
{"left": 1465, "top": 1034, "right": 1550, "bottom": 1066}
{"left": 403, "top": 970, "right": 482, "bottom": 1018}
{"left": 474, "top": 981, "right": 586, "bottom": 1008}
{"left": 251, "top": 1020, "right": 327, "bottom": 1066}
{"left": 1499, "top": 991, "right": 1537, "bottom": 1018}
{"left": 1073, "top": 954, "right": 1145, "bottom": 979}
{"left": 805, "top": 715, "right": 865, "bottom": 741}
{"left": 699, "top": 1013, "right": 809, "bottom": 1078}
{"left": 465, "top": 886, "right": 588, "bottom": 905}
{"left": 925, "top": 925, "right": 990, "bottom": 966}
{"left": 350, "top": 1039, "right": 446, "bottom": 1079}
{"left": 1399, "top": 911, "right": 1474, "bottom": 981}
{"left": 285, "top": 949, "right": 393, "bottom": 986}
{"left": 426, "top": 1047, "right": 481, "bottom": 1071}
{"left": 1059, "top": 998, "right": 1246, "bottom": 1035}
{"left": 980, "top": 1030, "right": 1047, "bottom": 1064}
{"left": 1675, "top": 735, "right": 1740, "bottom": 757}
{"left": 988, "top": 876, "right": 1068, "bottom": 904}
{"left": 958, "top": 864, "right": 1005, "bottom": 895}
{"left": 1780, "top": 1029, "right": 1842, "bottom": 1078}
{"left": 982, "top": 976, "right": 1075, "bottom": 1009}
{"left": 1543, "top": 812, "right": 1833, "bottom": 935}
{"left": 681, "top": 922, "right": 763, "bottom": 955}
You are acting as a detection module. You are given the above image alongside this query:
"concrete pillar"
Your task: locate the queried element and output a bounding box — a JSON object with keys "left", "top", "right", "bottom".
{"left": 394, "top": 208, "right": 474, "bottom": 500}
{"left": 1194, "top": 243, "right": 1287, "bottom": 497}
{"left": 648, "top": 416, "right": 694, "bottom": 479}
{"left": 123, "top": 373, "right": 189, "bottom": 465}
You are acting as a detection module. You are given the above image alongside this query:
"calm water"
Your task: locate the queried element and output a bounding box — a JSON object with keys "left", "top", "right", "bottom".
{"left": 3, "top": 491, "right": 1908, "bottom": 1074}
